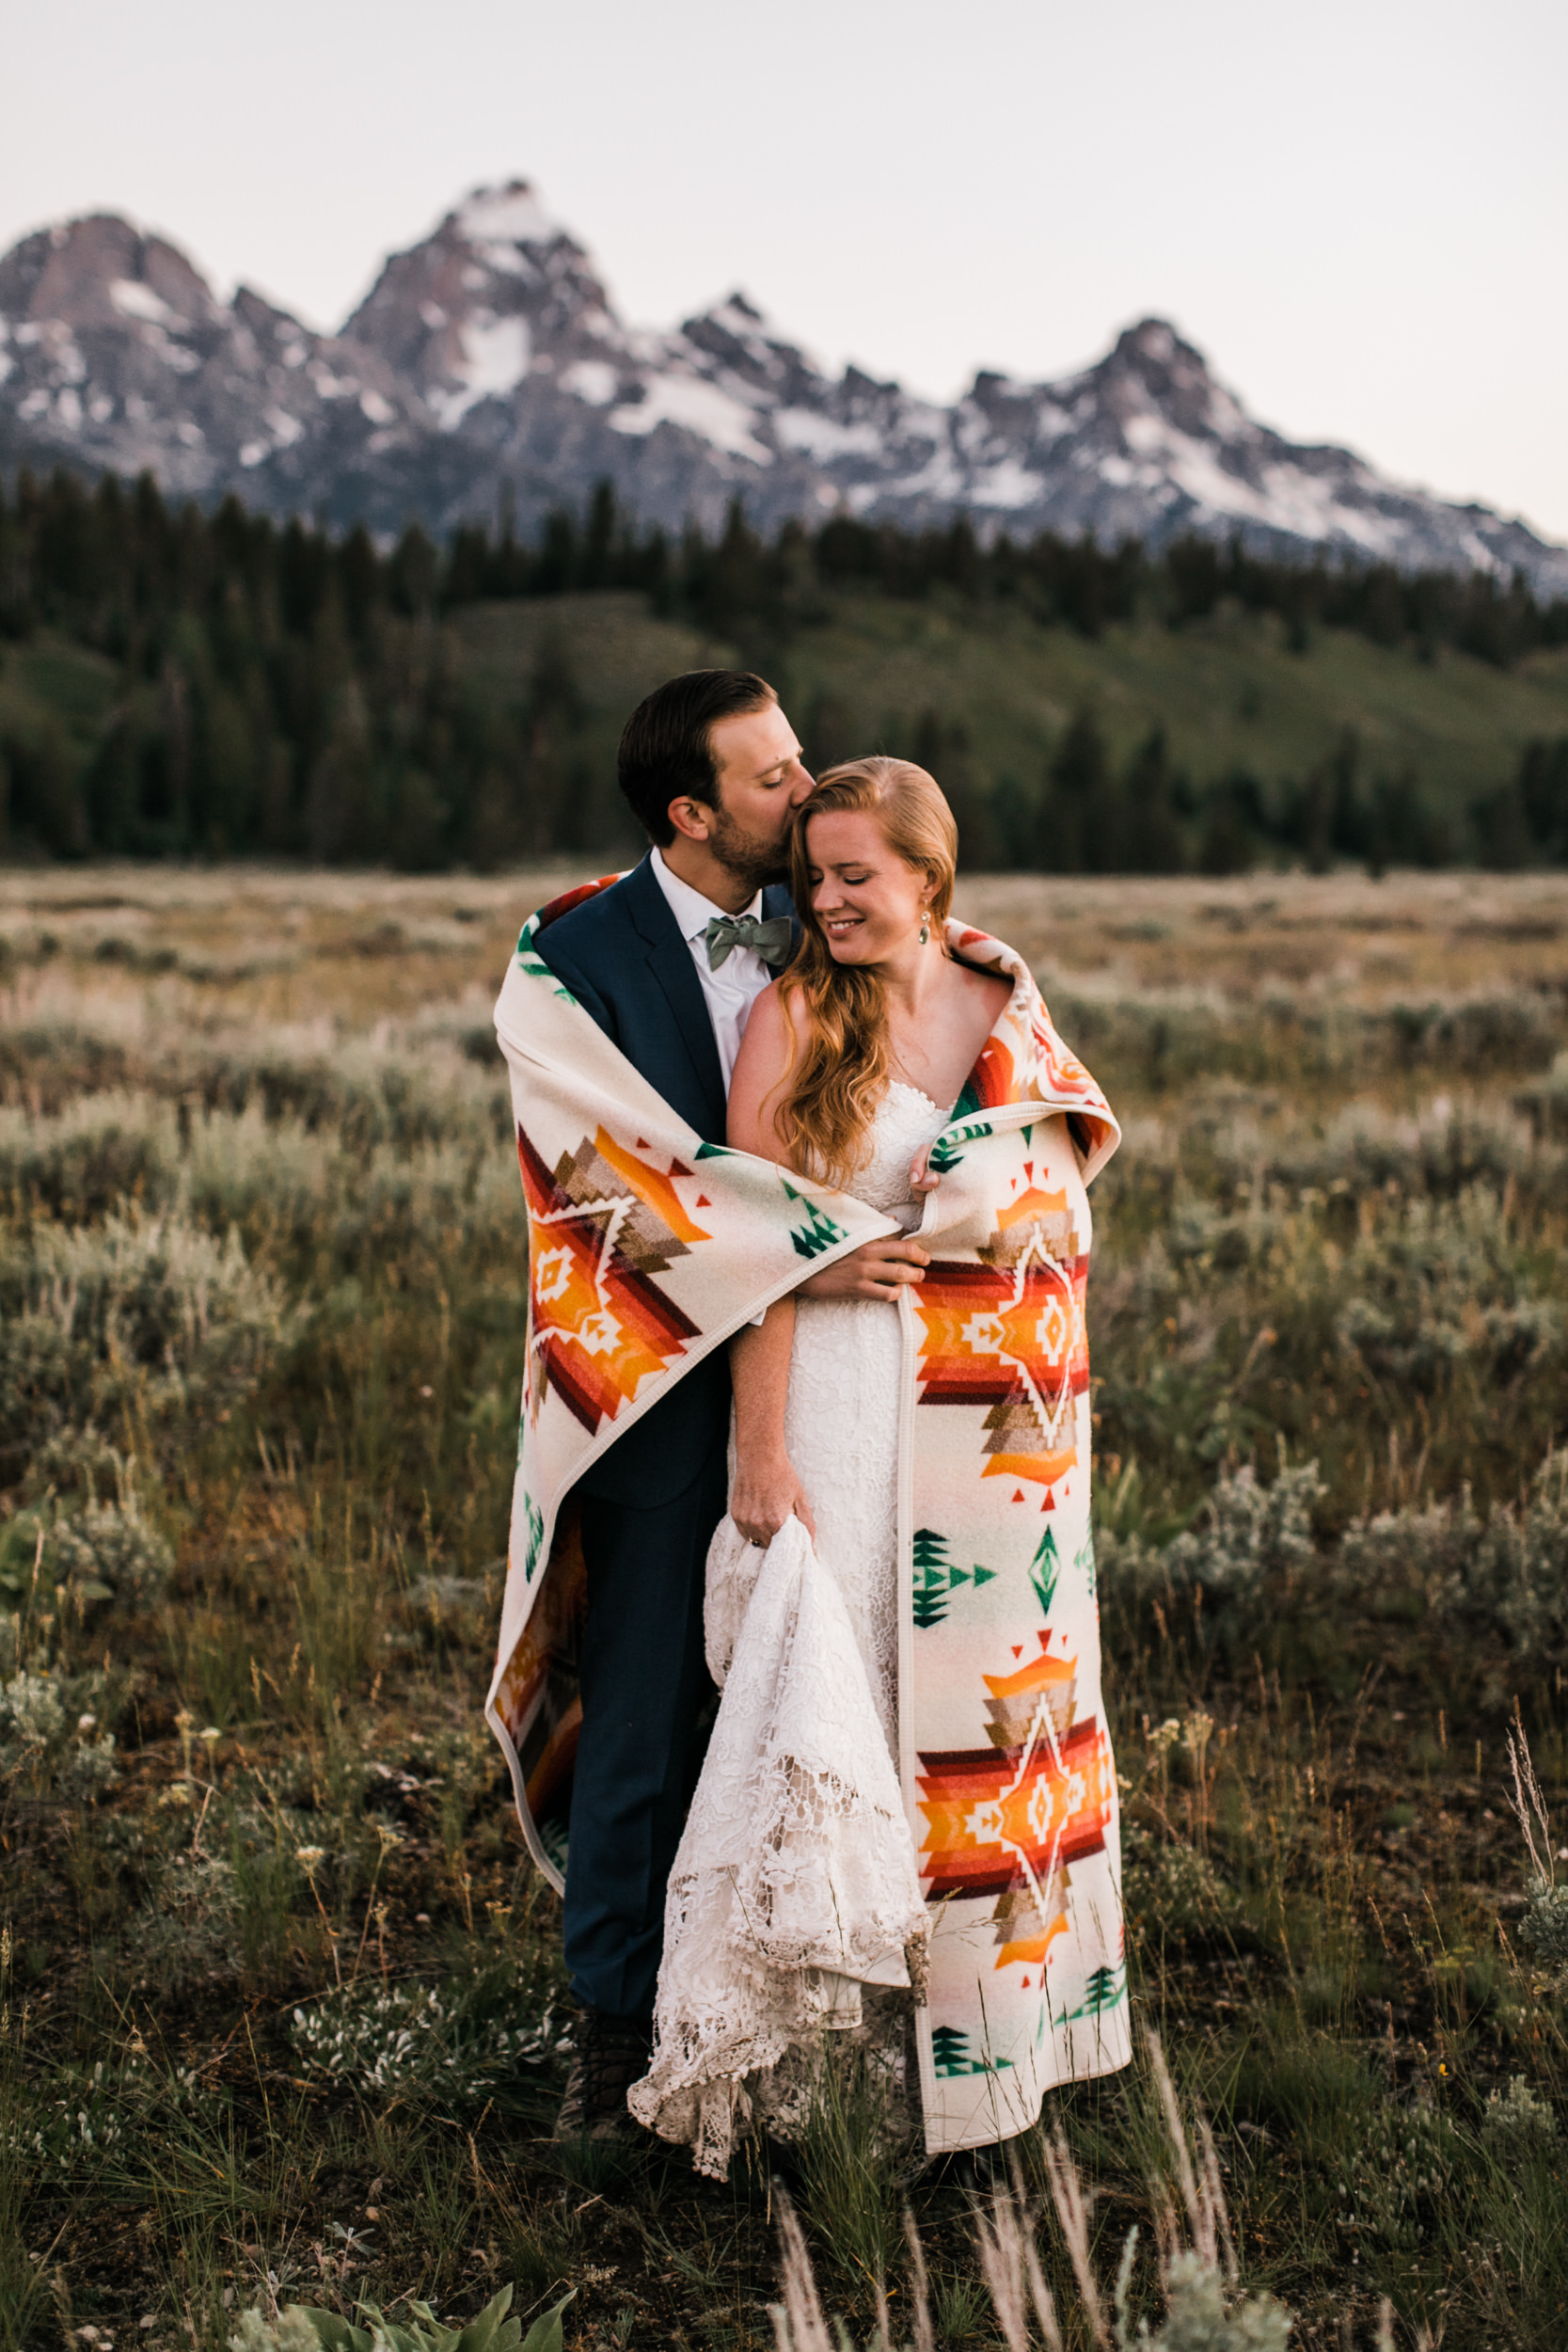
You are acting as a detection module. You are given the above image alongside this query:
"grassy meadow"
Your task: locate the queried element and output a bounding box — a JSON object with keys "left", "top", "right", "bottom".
{"left": 3, "top": 861, "right": 1568, "bottom": 2351}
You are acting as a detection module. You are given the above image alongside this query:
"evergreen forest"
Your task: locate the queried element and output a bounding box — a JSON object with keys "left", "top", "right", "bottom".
{"left": 3, "top": 463, "right": 1568, "bottom": 871}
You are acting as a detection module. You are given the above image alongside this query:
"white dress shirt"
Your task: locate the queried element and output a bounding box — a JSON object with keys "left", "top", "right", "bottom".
{"left": 650, "top": 848, "right": 775, "bottom": 1092}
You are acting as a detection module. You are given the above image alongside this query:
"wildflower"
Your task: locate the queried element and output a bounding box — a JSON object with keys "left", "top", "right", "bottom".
{"left": 295, "top": 1846, "right": 326, "bottom": 1869}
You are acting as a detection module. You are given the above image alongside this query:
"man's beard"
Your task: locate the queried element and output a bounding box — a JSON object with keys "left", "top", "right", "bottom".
{"left": 708, "top": 803, "right": 791, "bottom": 896}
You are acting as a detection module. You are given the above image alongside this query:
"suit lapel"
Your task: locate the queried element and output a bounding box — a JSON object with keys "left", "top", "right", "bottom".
{"left": 624, "top": 855, "right": 727, "bottom": 1138}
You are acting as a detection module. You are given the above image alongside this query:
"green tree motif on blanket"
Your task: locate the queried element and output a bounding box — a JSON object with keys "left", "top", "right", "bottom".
{"left": 1076, "top": 1530, "right": 1096, "bottom": 1598}
{"left": 927, "top": 1119, "right": 993, "bottom": 1174}
{"left": 930, "top": 2026, "right": 1014, "bottom": 2076}
{"left": 781, "top": 1180, "right": 847, "bottom": 1260}
{"left": 912, "top": 1528, "right": 996, "bottom": 1628}
{"left": 520, "top": 1496, "right": 546, "bottom": 1584}
{"left": 515, "top": 943, "right": 577, "bottom": 1003}
{"left": 1031, "top": 1526, "right": 1060, "bottom": 1618}
{"left": 1057, "top": 1963, "right": 1127, "bottom": 2025}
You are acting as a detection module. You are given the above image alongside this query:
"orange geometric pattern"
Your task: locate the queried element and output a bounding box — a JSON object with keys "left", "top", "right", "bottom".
{"left": 913, "top": 1237, "right": 1088, "bottom": 1486}
{"left": 916, "top": 1715, "right": 1112, "bottom": 1899}
{"left": 518, "top": 1127, "right": 702, "bottom": 1437}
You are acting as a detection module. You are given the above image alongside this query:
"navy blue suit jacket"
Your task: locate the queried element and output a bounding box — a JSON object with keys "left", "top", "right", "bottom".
{"left": 532, "top": 852, "right": 798, "bottom": 1507}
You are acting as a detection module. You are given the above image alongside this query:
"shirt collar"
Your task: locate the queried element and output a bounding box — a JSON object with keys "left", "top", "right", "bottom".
{"left": 652, "top": 847, "right": 763, "bottom": 943}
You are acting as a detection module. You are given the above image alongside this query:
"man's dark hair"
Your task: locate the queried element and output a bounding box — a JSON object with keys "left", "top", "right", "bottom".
{"left": 617, "top": 670, "right": 778, "bottom": 846}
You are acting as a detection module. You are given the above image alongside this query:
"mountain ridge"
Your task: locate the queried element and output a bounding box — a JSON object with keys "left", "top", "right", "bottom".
{"left": 3, "top": 180, "right": 1565, "bottom": 593}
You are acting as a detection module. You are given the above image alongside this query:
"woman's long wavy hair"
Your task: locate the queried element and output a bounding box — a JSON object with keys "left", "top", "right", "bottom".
{"left": 776, "top": 757, "right": 958, "bottom": 1187}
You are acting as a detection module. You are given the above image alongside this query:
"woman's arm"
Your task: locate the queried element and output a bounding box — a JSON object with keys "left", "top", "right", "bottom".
{"left": 724, "top": 990, "right": 814, "bottom": 1544}
{"left": 728, "top": 1302, "right": 814, "bottom": 1545}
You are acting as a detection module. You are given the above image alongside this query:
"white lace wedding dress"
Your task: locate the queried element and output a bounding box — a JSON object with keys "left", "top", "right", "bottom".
{"left": 627, "top": 1084, "right": 950, "bottom": 2177}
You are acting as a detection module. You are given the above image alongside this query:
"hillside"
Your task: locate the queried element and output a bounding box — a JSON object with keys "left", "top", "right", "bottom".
{"left": 451, "top": 584, "right": 1568, "bottom": 821}
{"left": 5, "top": 580, "right": 1568, "bottom": 869}
{"left": 2, "top": 458, "right": 1566, "bottom": 868}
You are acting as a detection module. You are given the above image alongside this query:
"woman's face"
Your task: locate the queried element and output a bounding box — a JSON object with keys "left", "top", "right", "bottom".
{"left": 804, "top": 808, "right": 929, "bottom": 966}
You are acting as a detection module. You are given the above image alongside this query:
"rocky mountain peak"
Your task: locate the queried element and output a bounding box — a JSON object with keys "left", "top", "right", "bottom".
{"left": 341, "top": 180, "right": 622, "bottom": 431}
{"left": 0, "top": 214, "right": 222, "bottom": 340}
{"left": 2, "top": 181, "right": 1564, "bottom": 592}
{"left": 678, "top": 290, "right": 830, "bottom": 410}
{"left": 1086, "top": 317, "right": 1257, "bottom": 447}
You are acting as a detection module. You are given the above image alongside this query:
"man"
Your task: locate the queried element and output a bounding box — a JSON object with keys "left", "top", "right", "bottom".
{"left": 531, "top": 669, "right": 930, "bottom": 2137}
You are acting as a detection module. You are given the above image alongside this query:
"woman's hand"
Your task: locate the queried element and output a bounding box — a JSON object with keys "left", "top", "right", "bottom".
{"left": 910, "top": 1143, "right": 942, "bottom": 1195}
{"left": 730, "top": 1450, "right": 816, "bottom": 1549}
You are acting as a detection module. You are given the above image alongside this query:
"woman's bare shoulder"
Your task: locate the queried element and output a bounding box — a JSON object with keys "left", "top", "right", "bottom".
{"left": 735, "top": 978, "right": 797, "bottom": 1065}
{"left": 952, "top": 957, "right": 1012, "bottom": 1017}
{"left": 728, "top": 982, "right": 802, "bottom": 1151}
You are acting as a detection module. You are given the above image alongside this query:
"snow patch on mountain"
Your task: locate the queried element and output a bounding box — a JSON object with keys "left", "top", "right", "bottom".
{"left": 454, "top": 184, "right": 562, "bottom": 259}
{"left": 429, "top": 313, "right": 531, "bottom": 426}
{"left": 110, "top": 278, "right": 178, "bottom": 326}
{"left": 610, "top": 369, "right": 773, "bottom": 465}
{"left": 558, "top": 358, "right": 617, "bottom": 405}
{"left": 774, "top": 408, "right": 884, "bottom": 460}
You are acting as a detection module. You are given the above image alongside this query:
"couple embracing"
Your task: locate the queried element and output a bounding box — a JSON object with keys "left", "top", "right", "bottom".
{"left": 487, "top": 670, "right": 1129, "bottom": 2179}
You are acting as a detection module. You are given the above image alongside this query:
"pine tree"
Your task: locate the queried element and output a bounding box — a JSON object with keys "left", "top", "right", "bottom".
{"left": 1035, "top": 710, "right": 1105, "bottom": 873}
{"left": 388, "top": 524, "right": 438, "bottom": 622}
{"left": 579, "top": 482, "right": 617, "bottom": 591}
{"left": 1519, "top": 736, "right": 1568, "bottom": 862}
{"left": 520, "top": 635, "right": 587, "bottom": 854}
{"left": 1198, "top": 770, "right": 1261, "bottom": 875}
{"left": 1164, "top": 535, "right": 1224, "bottom": 626}
{"left": 1470, "top": 779, "right": 1532, "bottom": 870}
{"left": 1122, "top": 727, "right": 1186, "bottom": 873}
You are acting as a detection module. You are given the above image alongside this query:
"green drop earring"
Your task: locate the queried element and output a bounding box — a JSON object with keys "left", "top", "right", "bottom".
{"left": 919, "top": 908, "right": 930, "bottom": 946}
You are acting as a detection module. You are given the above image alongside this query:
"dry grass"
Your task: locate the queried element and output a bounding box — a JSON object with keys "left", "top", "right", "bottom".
{"left": 2, "top": 865, "right": 1568, "bottom": 2352}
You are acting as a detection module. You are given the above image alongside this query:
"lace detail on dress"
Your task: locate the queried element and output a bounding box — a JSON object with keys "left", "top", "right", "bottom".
{"left": 626, "top": 1085, "right": 950, "bottom": 2179}
{"left": 784, "top": 1083, "right": 950, "bottom": 1747}
{"left": 627, "top": 1515, "right": 930, "bottom": 2175}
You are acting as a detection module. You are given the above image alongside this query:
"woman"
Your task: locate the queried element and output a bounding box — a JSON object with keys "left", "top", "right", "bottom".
{"left": 629, "top": 759, "right": 1129, "bottom": 2177}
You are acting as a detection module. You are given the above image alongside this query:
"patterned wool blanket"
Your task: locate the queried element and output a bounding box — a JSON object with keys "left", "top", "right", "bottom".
{"left": 488, "top": 882, "right": 1130, "bottom": 2150}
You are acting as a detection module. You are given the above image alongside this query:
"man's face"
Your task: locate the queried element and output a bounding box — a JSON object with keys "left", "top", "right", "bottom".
{"left": 699, "top": 704, "right": 815, "bottom": 892}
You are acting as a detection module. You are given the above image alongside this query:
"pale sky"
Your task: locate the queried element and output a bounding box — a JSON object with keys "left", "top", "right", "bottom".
{"left": 7, "top": 0, "right": 1566, "bottom": 541}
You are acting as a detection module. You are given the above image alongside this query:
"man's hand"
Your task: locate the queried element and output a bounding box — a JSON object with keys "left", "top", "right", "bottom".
{"left": 800, "top": 1234, "right": 931, "bottom": 1300}
{"left": 730, "top": 1451, "right": 816, "bottom": 1549}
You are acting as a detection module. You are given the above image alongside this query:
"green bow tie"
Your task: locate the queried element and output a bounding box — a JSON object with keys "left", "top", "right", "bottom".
{"left": 704, "top": 914, "right": 794, "bottom": 971}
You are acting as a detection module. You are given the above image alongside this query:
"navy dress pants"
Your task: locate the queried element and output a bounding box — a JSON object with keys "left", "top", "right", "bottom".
{"left": 562, "top": 1440, "right": 727, "bottom": 2022}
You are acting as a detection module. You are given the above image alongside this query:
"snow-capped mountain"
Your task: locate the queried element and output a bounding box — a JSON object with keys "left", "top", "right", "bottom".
{"left": 0, "top": 212, "right": 423, "bottom": 504}
{"left": 3, "top": 182, "right": 1564, "bottom": 592}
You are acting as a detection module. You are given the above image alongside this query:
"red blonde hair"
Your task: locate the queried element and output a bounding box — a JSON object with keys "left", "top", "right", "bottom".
{"left": 777, "top": 757, "right": 958, "bottom": 1186}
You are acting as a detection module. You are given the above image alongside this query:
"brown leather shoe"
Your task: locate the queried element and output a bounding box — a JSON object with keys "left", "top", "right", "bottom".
{"left": 554, "top": 2009, "right": 652, "bottom": 2142}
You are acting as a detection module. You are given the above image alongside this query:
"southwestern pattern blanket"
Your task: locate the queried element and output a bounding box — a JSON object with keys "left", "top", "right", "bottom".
{"left": 488, "top": 880, "right": 1131, "bottom": 2149}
